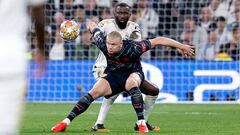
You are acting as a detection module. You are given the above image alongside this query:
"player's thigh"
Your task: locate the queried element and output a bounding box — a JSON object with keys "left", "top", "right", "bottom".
{"left": 102, "top": 72, "right": 127, "bottom": 99}
{"left": 125, "top": 73, "right": 142, "bottom": 91}
{"left": 89, "top": 78, "right": 112, "bottom": 99}
{"left": 139, "top": 79, "right": 159, "bottom": 96}
{"left": 0, "top": 73, "right": 25, "bottom": 133}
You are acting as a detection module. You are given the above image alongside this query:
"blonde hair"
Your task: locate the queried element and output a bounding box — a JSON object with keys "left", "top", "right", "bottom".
{"left": 107, "top": 31, "right": 122, "bottom": 42}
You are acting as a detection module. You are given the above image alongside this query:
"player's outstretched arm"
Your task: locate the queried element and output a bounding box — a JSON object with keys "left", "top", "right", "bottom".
{"left": 87, "top": 20, "right": 107, "bottom": 52}
{"left": 149, "top": 37, "right": 194, "bottom": 57}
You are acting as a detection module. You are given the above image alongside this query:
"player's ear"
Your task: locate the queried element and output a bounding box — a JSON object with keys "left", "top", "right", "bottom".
{"left": 113, "top": 6, "right": 120, "bottom": 17}
{"left": 120, "top": 41, "right": 123, "bottom": 47}
{"left": 113, "top": 10, "right": 117, "bottom": 17}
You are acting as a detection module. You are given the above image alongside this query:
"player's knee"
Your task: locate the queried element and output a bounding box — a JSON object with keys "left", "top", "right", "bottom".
{"left": 125, "top": 79, "right": 139, "bottom": 91}
{"left": 89, "top": 88, "right": 101, "bottom": 99}
{"left": 141, "top": 84, "right": 160, "bottom": 96}
{"left": 140, "top": 86, "right": 160, "bottom": 96}
{"left": 150, "top": 85, "right": 160, "bottom": 96}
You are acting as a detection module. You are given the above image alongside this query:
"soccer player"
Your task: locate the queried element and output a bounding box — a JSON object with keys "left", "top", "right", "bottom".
{"left": 51, "top": 20, "right": 194, "bottom": 133}
{"left": 92, "top": 3, "right": 160, "bottom": 132}
{"left": 0, "top": 1, "right": 46, "bottom": 134}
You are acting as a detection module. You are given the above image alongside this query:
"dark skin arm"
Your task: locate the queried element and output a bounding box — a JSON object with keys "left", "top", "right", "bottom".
{"left": 31, "top": 5, "right": 46, "bottom": 77}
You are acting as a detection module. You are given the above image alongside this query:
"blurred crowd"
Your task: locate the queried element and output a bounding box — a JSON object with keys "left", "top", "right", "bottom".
{"left": 28, "top": 0, "right": 240, "bottom": 61}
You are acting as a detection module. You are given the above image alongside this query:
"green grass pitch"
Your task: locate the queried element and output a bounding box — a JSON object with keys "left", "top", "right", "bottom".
{"left": 20, "top": 103, "right": 240, "bottom": 135}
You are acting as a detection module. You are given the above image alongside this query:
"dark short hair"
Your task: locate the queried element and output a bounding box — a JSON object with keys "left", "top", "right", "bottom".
{"left": 216, "top": 16, "right": 226, "bottom": 22}
{"left": 115, "top": 2, "right": 131, "bottom": 10}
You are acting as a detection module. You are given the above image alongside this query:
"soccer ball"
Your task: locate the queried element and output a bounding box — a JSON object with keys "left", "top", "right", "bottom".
{"left": 59, "top": 20, "right": 80, "bottom": 41}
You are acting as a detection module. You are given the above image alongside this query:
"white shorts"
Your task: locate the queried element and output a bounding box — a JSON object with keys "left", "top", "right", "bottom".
{"left": 92, "top": 66, "right": 106, "bottom": 81}
{"left": 0, "top": 73, "right": 25, "bottom": 135}
{"left": 0, "top": 37, "right": 26, "bottom": 134}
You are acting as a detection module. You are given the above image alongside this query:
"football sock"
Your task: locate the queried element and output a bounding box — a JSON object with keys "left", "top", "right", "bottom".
{"left": 144, "top": 95, "right": 158, "bottom": 121}
{"left": 63, "top": 118, "right": 71, "bottom": 125}
{"left": 67, "top": 93, "right": 94, "bottom": 121}
{"left": 95, "top": 94, "right": 119, "bottom": 125}
{"left": 137, "top": 119, "right": 146, "bottom": 126}
{"left": 128, "top": 87, "right": 144, "bottom": 120}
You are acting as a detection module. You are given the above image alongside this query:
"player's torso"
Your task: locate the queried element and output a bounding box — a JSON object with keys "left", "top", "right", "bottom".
{"left": 105, "top": 43, "right": 141, "bottom": 73}
{"left": 0, "top": 0, "right": 46, "bottom": 38}
{"left": 99, "top": 19, "right": 138, "bottom": 39}
{"left": 0, "top": 0, "right": 28, "bottom": 74}
{"left": 0, "top": 0, "right": 45, "bottom": 74}
{"left": 0, "top": 0, "right": 28, "bottom": 37}
{"left": 95, "top": 19, "right": 140, "bottom": 67}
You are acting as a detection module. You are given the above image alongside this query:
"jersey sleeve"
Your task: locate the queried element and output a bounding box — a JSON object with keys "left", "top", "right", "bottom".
{"left": 97, "top": 20, "right": 108, "bottom": 36}
{"left": 92, "top": 28, "right": 107, "bottom": 53}
{"left": 129, "top": 22, "right": 142, "bottom": 41}
{"left": 129, "top": 40, "right": 151, "bottom": 58}
{"left": 133, "top": 24, "right": 142, "bottom": 41}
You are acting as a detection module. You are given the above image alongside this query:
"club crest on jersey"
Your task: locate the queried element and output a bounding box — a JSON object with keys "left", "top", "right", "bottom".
{"left": 141, "top": 42, "right": 147, "bottom": 52}
{"left": 122, "top": 57, "right": 130, "bottom": 62}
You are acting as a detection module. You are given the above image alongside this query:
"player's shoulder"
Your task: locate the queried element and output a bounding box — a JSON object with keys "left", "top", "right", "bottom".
{"left": 127, "top": 21, "right": 140, "bottom": 27}
{"left": 98, "top": 19, "right": 115, "bottom": 27}
{"left": 127, "top": 21, "right": 140, "bottom": 32}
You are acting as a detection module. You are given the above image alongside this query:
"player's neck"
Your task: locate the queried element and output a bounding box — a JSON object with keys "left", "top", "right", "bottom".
{"left": 115, "top": 20, "right": 127, "bottom": 29}
{"left": 118, "top": 24, "right": 127, "bottom": 29}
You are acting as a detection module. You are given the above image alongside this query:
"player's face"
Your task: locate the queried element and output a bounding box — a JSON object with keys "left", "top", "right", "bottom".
{"left": 114, "top": 6, "right": 131, "bottom": 28}
{"left": 106, "top": 37, "right": 123, "bottom": 54}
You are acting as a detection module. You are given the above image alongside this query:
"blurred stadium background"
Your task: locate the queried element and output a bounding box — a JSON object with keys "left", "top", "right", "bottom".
{"left": 26, "top": 0, "right": 240, "bottom": 103}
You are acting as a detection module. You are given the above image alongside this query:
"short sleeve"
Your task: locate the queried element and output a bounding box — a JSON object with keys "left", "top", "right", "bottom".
{"left": 127, "top": 40, "right": 151, "bottom": 59}
{"left": 135, "top": 40, "right": 151, "bottom": 53}
{"left": 133, "top": 24, "right": 142, "bottom": 41}
{"left": 97, "top": 20, "right": 106, "bottom": 35}
{"left": 129, "top": 23, "right": 142, "bottom": 41}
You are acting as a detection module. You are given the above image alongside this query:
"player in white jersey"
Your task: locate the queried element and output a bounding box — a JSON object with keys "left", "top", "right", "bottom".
{"left": 91, "top": 3, "right": 160, "bottom": 132}
{"left": 0, "top": 0, "right": 46, "bottom": 134}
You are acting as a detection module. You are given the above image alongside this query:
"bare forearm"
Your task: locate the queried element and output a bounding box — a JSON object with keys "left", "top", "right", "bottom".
{"left": 149, "top": 37, "right": 184, "bottom": 49}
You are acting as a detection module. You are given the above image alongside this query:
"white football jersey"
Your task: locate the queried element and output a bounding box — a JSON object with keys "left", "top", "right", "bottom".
{"left": 0, "top": 1, "right": 46, "bottom": 134}
{"left": 94, "top": 19, "right": 141, "bottom": 67}
{"left": 0, "top": 0, "right": 46, "bottom": 38}
{"left": 0, "top": 0, "right": 46, "bottom": 74}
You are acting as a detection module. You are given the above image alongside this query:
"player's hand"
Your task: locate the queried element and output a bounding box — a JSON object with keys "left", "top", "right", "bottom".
{"left": 178, "top": 44, "right": 195, "bottom": 57}
{"left": 34, "top": 50, "right": 46, "bottom": 78}
{"left": 87, "top": 19, "right": 98, "bottom": 33}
